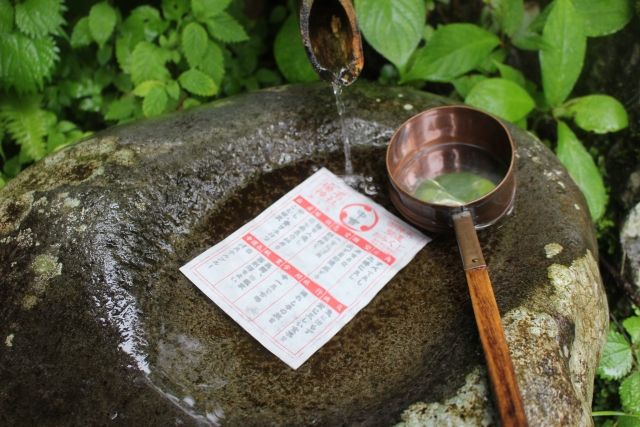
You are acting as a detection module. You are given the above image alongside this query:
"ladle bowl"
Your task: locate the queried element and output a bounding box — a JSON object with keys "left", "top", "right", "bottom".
{"left": 387, "top": 105, "right": 529, "bottom": 427}
{"left": 386, "top": 105, "right": 516, "bottom": 233}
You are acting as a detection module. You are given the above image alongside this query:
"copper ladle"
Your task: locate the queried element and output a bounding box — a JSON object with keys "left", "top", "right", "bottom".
{"left": 387, "top": 106, "right": 528, "bottom": 427}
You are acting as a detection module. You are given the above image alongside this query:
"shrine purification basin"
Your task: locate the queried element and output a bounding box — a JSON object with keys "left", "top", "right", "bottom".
{"left": 0, "top": 82, "right": 606, "bottom": 426}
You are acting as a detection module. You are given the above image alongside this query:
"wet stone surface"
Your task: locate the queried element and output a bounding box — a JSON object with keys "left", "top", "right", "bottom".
{"left": 0, "top": 83, "right": 607, "bottom": 426}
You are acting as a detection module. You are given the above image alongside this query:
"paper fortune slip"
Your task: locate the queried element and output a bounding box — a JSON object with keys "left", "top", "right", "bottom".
{"left": 180, "top": 168, "right": 430, "bottom": 369}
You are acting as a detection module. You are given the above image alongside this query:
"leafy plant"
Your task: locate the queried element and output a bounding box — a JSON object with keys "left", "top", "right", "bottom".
{"left": 0, "top": 0, "right": 285, "bottom": 190}
{"left": 594, "top": 312, "right": 640, "bottom": 426}
{"left": 351, "top": 0, "right": 632, "bottom": 223}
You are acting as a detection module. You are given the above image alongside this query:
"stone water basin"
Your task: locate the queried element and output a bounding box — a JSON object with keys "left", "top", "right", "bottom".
{"left": 0, "top": 83, "right": 606, "bottom": 426}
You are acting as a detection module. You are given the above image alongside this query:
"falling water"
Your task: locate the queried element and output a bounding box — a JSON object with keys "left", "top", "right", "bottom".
{"left": 333, "top": 83, "right": 353, "bottom": 176}
{"left": 331, "top": 79, "right": 377, "bottom": 195}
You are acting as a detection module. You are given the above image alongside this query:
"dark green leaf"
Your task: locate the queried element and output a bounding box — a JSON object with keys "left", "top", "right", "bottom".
{"left": 573, "top": 0, "right": 633, "bottom": 37}
{"left": 71, "top": 17, "right": 93, "bottom": 48}
{"left": 495, "top": 62, "right": 525, "bottom": 87}
{"left": 274, "top": 14, "right": 319, "bottom": 83}
{"left": 622, "top": 372, "right": 640, "bottom": 413}
{"left": 0, "top": 33, "right": 59, "bottom": 93}
{"left": 113, "top": 73, "right": 133, "bottom": 92}
{"left": 255, "top": 68, "right": 281, "bottom": 86}
{"left": 355, "top": 0, "right": 425, "bottom": 68}
{"left": 130, "top": 41, "right": 171, "bottom": 85}
{"left": 556, "top": 95, "right": 628, "bottom": 134}
{"left": 205, "top": 12, "right": 249, "bottom": 43}
{"left": 511, "top": 32, "right": 548, "bottom": 51}
{"left": 105, "top": 97, "right": 135, "bottom": 121}
{"left": 178, "top": 69, "right": 218, "bottom": 96}
{"left": 199, "top": 41, "right": 225, "bottom": 84}
{"left": 191, "top": 0, "right": 232, "bottom": 18}
{"left": 94, "top": 68, "right": 113, "bottom": 88}
{"left": 89, "top": 2, "right": 117, "bottom": 48}
{"left": 0, "top": 0, "right": 14, "bottom": 33}
{"left": 489, "top": 0, "right": 524, "bottom": 36}
{"left": 623, "top": 316, "right": 640, "bottom": 344}
{"left": 15, "top": 0, "right": 65, "bottom": 38}
{"left": 97, "top": 44, "right": 113, "bottom": 66}
{"left": 619, "top": 415, "right": 640, "bottom": 427}
{"left": 403, "top": 24, "right": 500, "bottom": 83}
{"left": 466, "top": 78, "right": 535, "bottom": 122}
{"left": 182, "top": 22, "right": 209, "bottom": 68}
{"left": 47, "top": 131, "right": 66, "bottom": 153}
{"left": 452, "top": 74, "right": 487, "bottom": 98}
{"left": 163, "top": 0, "right": 190, "bottom": 21}
{"left": 540, "top": 0, "right": 586, "bottom": 107}
{"left": 142, "top": 85, "right": 168, "bottom": 117}
{"left": 556, "top": 121, "right": 607, "bottom": 221}
{"left": 4, "top": 156, "right": 22, "bottom": 177}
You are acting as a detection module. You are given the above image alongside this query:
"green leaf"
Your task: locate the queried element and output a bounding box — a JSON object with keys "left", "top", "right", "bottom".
{"left": 597, "top": 329, "right": 633, "bottom": 380}
{"left": 142, "top": 85, "right": 168, "bottom": 117}
{"left": 255, "top": 68, "right": 281, "bottom": 86}
{"left": 555, "top": 95, "right": 628, "bottom": 134}
{"left": 182, "top": 98, "right": 201, "bottom": 109}
{"left": 403, "top": 24, "right": 501, "bottom": 83}
{"left": 15, "top": 0, "right": 65, "bottom": 38}
{"left": 113, "top": 73, "right": 133, "bottom": 92}
{"left": 452, "top": 74, "right": 487, "bottom": 99}
{"left": 0, "top": 33, "right": 59, "bottom": 93}
{"left": 178, "top": 69, "right": 217, "bottom": 96}
{"left": 205, "top": 12, "right": 249, "bottom": 43}
{"left": 71, "top": 17, "right": 93, "bottom": 48}
{"left": 624, "top": 317, "right": 640, "bottom": 344}
{"left": 495, "top": 62, "right": 525, "bottom": 87}
{"left": 182, "top": 22, "right": 209, "bottom": 68}
{"left": 199, "top": 40, "right": 224, "bottom": 84}
{"left": 127, "top": 6, "right": 169, "bottom": 42}
{"left": 97, "top": 44, "right": 113, "bottom": 66}
{"left": 489, "top": 0, "right": 524, "bottom": 36}
{"left": 89, "top": 2, "right": 117, "bottom": 48}
{"left": 105, "top": 97, "right": 136, "bottom": 121}
{"left": 528, "top": 0, "right": 554, "bottom": 33}
{"left": 163, "top": 0, "right": 190, "bottom": 20}
{"left": 133, "top": 80, "right": 165, "bottom": 97}
{"left": 166, "top": 80, "right": 180, "bottom": 100}
{"left": 540, "top": 0, "right": 586, "bottom": 107}
{"left": 0, "top": 95, "right": 50, "bottom": 162}
{"left": 556, "top": 121, "right": 607, "bottom": 221}
{"left": 130, "top": 41, "right": 171, "bottom": 85}
{"left": 619, "top": 415, "right": 640, "bottom": 427}
{"left": 572, "top": 0, "right": 633, "bottom": 37}
{"left": 355, "top": 0, "right": 426, "bottom": 69}
{"left": 274, "top": 14, "right": 319, "bottom": 83}
{"left": 466, "top": 78, "right": 535, "bottom": 122}
{"left": 0, "top": 0, "right": 14, "bottom": 33}
{"left": 511, "top": 32, "right": 548, "bottom": 51}
{"left": 475, "top": 48, "right": 507, "bottom": 75}
{"left": 3, "top": 156, "right": 21, "bottom": 177}
{"left": 191, "top": 0, "right": 232, "bottom": 18}
{"left": 622, "top": 372, "right": 640, "bottom": 413}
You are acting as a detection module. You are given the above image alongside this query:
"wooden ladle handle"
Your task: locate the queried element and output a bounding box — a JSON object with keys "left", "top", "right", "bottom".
{"left": 453, "top": 212, "right": 528, "bottom": 427}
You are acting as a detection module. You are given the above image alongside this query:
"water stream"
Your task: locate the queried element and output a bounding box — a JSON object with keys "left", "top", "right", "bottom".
{"left": 332, "top": 81, "right": 378, "bottom": 196}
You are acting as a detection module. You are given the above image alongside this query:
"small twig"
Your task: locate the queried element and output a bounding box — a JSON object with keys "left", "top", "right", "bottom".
{"left": 600, "top": 254, "right": 640, "bottom": 308}
{"left": 622, "top": 249, "right": 627, "bottom": 276}
{"left": 175, "top": 95, "right": 188, "bottom": 111}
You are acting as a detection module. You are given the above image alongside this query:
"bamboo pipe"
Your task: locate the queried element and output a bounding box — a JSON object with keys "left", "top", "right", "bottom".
{"left": 297, "top": 0, "right": 364, "bottom": 86}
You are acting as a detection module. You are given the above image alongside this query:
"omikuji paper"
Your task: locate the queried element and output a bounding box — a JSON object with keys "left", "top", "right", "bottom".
{"left": 180, "top": 168, "right": 430, "bottom": 369}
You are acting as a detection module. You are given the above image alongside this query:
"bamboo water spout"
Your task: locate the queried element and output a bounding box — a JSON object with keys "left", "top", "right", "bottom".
{"left": 298, "top": 0, "right": 364, "bottom": 86}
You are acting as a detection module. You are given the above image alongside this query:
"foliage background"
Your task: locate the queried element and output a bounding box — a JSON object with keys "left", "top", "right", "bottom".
{"left": 1, "top": 0, "right": 639, "bottom": 424}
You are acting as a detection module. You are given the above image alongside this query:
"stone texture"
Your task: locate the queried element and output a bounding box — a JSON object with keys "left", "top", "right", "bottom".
{"left": 0, "top": 83, "right": 607, "bottom": 426}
